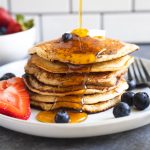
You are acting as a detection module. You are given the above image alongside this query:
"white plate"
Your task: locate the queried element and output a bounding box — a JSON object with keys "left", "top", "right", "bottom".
{"left": 0, "top": 58, "right": 150, "bottom": 138}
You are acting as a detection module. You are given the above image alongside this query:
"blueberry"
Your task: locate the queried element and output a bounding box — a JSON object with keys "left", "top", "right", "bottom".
{"left": 0, "top": 26, "right": 7, "bottom": 35}
{"left": 113, "top": 102, "right": 131, "bottom": 118}
{"left": 133, "top": 92, "right": 150, "bottom": 110}
{"left": 0, "top": 31, "right": 3, "bottom": 35}
{"left": 0, "top": 73, "right": 16, "bottom": 81}
{"left": 121, "top": 92, "right": 135, "bottom": 106}
{"left": 62, "top": 33, "right": 73, "bottom": 42}
{"left": 55, "top": 109, "right": 70, "bottom": 123}
{"left": 127, "top": 79, "right": 136, "bottom": 90}
{"left": 22, "top": 74, "right": 28, "bottom": 78}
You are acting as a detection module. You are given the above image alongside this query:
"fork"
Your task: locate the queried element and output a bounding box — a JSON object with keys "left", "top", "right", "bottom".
{"left": 128, "top": 58, "right": 150, "bottom": 88}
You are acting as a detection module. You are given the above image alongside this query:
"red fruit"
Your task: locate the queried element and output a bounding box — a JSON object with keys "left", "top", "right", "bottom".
{"left": 0, "top": 77, "right": 31, "bottom": 120}
{"left": 0, "top": 7, "right": 16, "bottom": 27}
{"left": 6, "top": 22, "right": 22, "bottom": 34}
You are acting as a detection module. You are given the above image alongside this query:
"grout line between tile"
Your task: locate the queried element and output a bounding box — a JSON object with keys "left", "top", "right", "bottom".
{"left": 39, "top": 14, "right": 43, "bottom": 42}
{"left": 100, "top": 13, "right": 104, "bottom": 29}
{"left": 7, "top": 0, "right": 11, "bottom": 12}
{"left": 132, "top": 0, "right": 135, "bottom": 12}
{"left": 10, "top": 11, "right": 150, "bottom": 16}
{"left": 69, "top": 0, "right": 73, "bottom": 13}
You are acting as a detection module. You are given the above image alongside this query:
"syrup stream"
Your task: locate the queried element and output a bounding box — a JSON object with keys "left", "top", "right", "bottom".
{"left": 79, "top": 0, "right": 83, "bottom": 29}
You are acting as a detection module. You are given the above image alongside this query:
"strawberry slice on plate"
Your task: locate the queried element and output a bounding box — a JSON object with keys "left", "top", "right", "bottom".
{"left": 0, "top": 77, "right": 31, "bottom": 120}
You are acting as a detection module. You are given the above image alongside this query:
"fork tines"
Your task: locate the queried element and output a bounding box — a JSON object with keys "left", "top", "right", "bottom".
{"left": 128, "top": 58, "right": 150, "bottom": 85}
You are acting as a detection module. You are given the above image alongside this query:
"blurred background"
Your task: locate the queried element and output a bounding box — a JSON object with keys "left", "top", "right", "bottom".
{"left": 0, "top": 0, "right": 150, "bottom": 65}
{"left": 1, "top": 0, "right": 150, "bottom": 43}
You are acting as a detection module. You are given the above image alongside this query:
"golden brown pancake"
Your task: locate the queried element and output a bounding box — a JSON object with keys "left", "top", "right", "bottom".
{"left": 30, "top": 95, "right": 121, "bottom": 113}
{"left": 29, "top": 85, "right": 126, "bottom": 104}
{"left": 26, "top": 54, "right": 134, "bottom": 73}
{"left": 23, "top": 75, "right": 117, "bottom": 96}
{"left": 29, "top": 34, "right": 138, "bottom": 65}
{"left": 25, "top": 63, "right": 127, "bottom": 87}
{"left": 25, "top": 32, "right": 137, "bottom": 114}
{"left": 23, "top": 74, "right": 128, "bottom": 97}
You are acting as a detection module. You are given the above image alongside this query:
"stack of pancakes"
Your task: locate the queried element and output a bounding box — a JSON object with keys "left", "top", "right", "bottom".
{"left": 23, "top": 34, "right": 139, "bottom": 113}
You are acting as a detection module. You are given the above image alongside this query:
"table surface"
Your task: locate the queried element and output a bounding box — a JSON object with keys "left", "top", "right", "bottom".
{"left": 0, "top": 44, "right": 150, "bottom": 150}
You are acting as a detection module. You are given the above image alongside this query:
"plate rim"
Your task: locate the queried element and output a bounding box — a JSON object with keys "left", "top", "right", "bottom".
{"left": 1, "top": 109, "right": 150, "bottom": 128}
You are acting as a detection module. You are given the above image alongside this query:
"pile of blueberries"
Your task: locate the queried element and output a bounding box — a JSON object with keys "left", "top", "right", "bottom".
{"left": 113, "top": 92, "right": 150, "bottom": 118}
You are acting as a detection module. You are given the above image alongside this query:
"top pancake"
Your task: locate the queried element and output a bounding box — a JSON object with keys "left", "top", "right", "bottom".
{"left": 29, "top": 34, "right": 139, "bottom": 65}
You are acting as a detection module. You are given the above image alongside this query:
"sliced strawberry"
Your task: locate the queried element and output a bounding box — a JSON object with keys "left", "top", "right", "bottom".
{"left": 0, "top": 77, "right": 31, "bottom": 120}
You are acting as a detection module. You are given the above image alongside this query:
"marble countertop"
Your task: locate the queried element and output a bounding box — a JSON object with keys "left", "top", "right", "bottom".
{"left": 0, "top": 44, "right": 150, "bottom": 150}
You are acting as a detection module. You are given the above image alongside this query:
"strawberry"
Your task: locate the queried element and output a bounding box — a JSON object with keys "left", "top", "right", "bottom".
{"left": 0, "top": 7, "right": 15, "bottom": 27}
{"left": 6, "top": 22, "right": 22, "bottom": 34}
{"left": 0, "top": 77, "right": 31, "bottom": 120}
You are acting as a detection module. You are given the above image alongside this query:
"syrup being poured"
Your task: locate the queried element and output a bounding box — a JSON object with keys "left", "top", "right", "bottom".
{"left": 72, "top": 0, "right": 89, "bottom": 37}
{"left": 37, "top": 0, "right": 105, "bottom": 123}
{"left": 79, "top": 0, "right": 82, "bottom": 29}
{"left": 36, "top": 0, "right": 89, "bottom": 123}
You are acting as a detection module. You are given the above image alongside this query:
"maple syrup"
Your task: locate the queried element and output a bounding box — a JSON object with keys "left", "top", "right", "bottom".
{"left": 72, "top": 28, "right": 89, "bottom": 37}
{"left": 36, "top": 0, "right": 98, "bottom": 123}
{"left": 71, "top": 0, "right": 89, "bottom": 37}
{"left": 36, "top": 0, "right": 91, "bottom": 123}
{"left": 65, "top": 0, "right": 93, "bottom": 108}
{"left": 79, "top": 0, "right": 82, "bottom": 28}
{"left": 37, "top": 110, "right": 87, "bottom": 123}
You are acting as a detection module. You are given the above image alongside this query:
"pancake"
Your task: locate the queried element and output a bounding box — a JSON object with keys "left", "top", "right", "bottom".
{"left": 27, "top": 54, "right": 134, "bottom": 73}
{"left": 29, "top": 34, "right": 138, "bottom": 65}
{"left": 25, "top": 64, "right": 127, "bottom": 87}
{"left": 30, "top": 95, "right": 121, "bottom": 113}
{"left": 25, "top": 32, "right": 137, "bottom": 115}
{"left": 30, "top": 83, "right": 126, "bottom": 104}
{"left": 23, "top": 74, "right": 128, "bottom": 96}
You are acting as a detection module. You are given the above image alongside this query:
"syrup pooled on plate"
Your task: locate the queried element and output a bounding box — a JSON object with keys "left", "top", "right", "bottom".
{"left": 37, "top": 110, "right": 87, "bottom": 123}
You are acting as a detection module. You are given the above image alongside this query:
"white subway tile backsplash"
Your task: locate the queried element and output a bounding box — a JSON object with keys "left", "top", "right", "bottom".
{"left": 72, "top": 0, "right": 132, "bottom": 12}
{"left": 42, "top": 14, "right": 101, "bottom": 41}
{"left": 0, "top": 0, "right": 8, "bottom": 9}
{"left": 1, "top": 0, "right": 150, "bottom": 43}
{"left": 104, "top": 13, "right": 150, "bottom": 43}
{"left": 135, "top": 0, "right": 150, "bottom": 11}
{"left": 24, "top": 15, "right": 41, "bottom": 42}
{"left": 11, "top": 0, "right": 69, "bottom": 13}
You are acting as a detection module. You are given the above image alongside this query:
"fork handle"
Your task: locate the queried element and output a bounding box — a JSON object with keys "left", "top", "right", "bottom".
{"left": 146, "top": 82, "right": 150, "bottom": 88}
{"left": 136, "top": 83, "right": 150, "bottom": 88}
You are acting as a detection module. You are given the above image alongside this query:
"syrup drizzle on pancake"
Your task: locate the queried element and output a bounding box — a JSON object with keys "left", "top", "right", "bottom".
{"left": 37, "top": 37, "right": 96, "bottom": 123}
{"left": 35, "top": 0, "right": 122, "bottom": 123}
{"left": 50, "top": 35, "right": 93, "bottom": 110}
{"left": 36, "top": 36, "right": 95, "bottom": 122}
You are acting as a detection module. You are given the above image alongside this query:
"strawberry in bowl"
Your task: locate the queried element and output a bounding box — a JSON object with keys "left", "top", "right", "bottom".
{"left": 0, "top": 75, "right": 31, "bottom": 120}
{"left": 0, "top": 8, "right": 15, "bottom": 28}
{"left": 0, "top": 7, "right": 36, "bottom": 65}
{"left": 0, "top": 7, "right": 22, "bottom": 35}
{"left": 0, "top": 7, "right": 33, "bottom": 35}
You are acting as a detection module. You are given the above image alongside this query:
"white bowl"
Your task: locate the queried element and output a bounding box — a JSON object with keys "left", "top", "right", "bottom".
{"left": 0, "top": 27, "right": 36, "bottom": 65}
